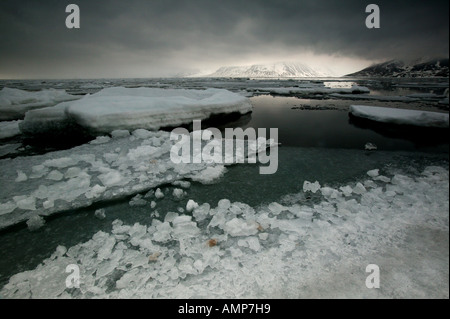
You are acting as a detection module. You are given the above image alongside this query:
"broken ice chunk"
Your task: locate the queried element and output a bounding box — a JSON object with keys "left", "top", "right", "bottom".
{"left": 172, "top": 180, "right": 191, "bottom": 189}
{"left": 98, "top": 169, "right": 126, "bottom": 187}
{"left": 223, "top": 218, "right": 258, "bottom": 237}
{"left": 132, "top": 129, "right": 153, "bottom": 139}
{"left": 303, "top": 181, "right": 321, "bottom": 193}
{"left": 189, "top": 165, "right": 226, "bottom": 184}
{"left": 26, "top": 215, "right": 45, "bottom": 231}
{"left": 94, "top": 209, "right": 106, "bottom": 220}
{"left": 64, "top": 167, "right": 82, "bottom": 179}
{"left": 217, "top": 199, "right": 231, "bottom": 211}
{"left": 97, "top": 236, "right": 116, "bottom": 261}
{"left": 374, "top": 175, "right": 391, "bottom": 183}
{"left": 320, "top": 187, "right": 341, "bottom": 199}
{"left": 339, "top": 186, "right": 353, "bottom": 197}
{"left": 164, "top": 211, "right": 179, "bottom": 223}
{"left": 152, "top": 222, "right": 173, "bottom": 242}
{"left": 129, "top": 194, "right": 147, "bottom": 207}
{"left": 43, "top": 200, "right": 54, "bottom": 209}
{"left": 15, "top": 170, "right": 27, "bottom": 182}
{"left": 155, "top": 188, "right": 164, "bottom": 199}
{"left": 46, "top": 170, "right": 64, "bottom": 181}
{"left": 111, "top": 129, "right": 130, "bottom": 138}
{"left": 367, "top": 169, "right": 379, "bottom": 178}
{"left": 172, "top": 215, "right": 200, "bottom": 239}
{"left": 13, "top": 195, "right": 36, "bottom": 211}
{"left": 172, "top": 188, "right": 185, "bottom": 200}
{"left": 85, "top": 184, "right": 107, "bottom": 199}
{"left": 89, "top": 136, "right": 111, "bottom": 144}
{"left": 259, "top": 233, "right": 269, "bottom": 241}
{"left": 363, "top": 180, "right": 378, "bottom": 189}
{"left": 365, "top": 142, "right": 377, "bottom": 151}
{"left": 186, "top": 199, "right": 199, "bottom": 212}
{"left": 193, "top": 203, "right": 210, "bottom": 222}
{"left": 268, "top": 202, "right": 286, "bottom": 215}
{"left": 30, "top": 164, "right": 48, "bottom": 179}
{"left": 352, "top": 183, "right": 367, "bottom": 195}
{"left": 246, "top": 237, "right": 261, "bottom": 252}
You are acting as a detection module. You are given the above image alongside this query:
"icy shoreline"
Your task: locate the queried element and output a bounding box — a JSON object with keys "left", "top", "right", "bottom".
{"left": 1, "top": 164, "right": 448, "bottom": 298}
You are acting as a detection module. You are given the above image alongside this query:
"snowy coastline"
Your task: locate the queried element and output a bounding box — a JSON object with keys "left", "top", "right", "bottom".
{"left": 0, "top": 78, "right": 448, "bottom": 299}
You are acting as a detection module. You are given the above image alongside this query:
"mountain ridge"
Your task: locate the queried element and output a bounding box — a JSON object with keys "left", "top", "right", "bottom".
{"left": 346, "top": 58, "right": 449, "bottom": 78}
{"left": 205, "top": 62, "right": 334, "bottom": 78}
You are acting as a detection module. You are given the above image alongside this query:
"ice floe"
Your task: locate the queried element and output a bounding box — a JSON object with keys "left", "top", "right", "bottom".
{"left": 350, "top": 105, "right": 449, "bottom": 128}
{"left": 0, "top": 129, "right": 272, "bottom": 229}
{"left": 249, "top": 85, "right": 370, "bottom": 96}
{"left": 18, "top": 87, "right": 252, "bottom": 137}
{"left": 0, "top": 120, "right": 22, "bottom": 139}
{"left": 0, "top": 88, "right": 80, "bottom": 121}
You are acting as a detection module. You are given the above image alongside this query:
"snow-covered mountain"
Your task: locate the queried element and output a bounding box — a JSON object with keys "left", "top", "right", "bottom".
{"left": 346, "top": 58, "right": 449, "bottom": 78}
{"left": 207, "top": 62, "right": 332, "bottom": 78}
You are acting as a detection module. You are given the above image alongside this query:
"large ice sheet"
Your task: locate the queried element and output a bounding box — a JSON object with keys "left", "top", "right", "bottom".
{"left": 0, "top": 88, "right": 80, "bottom": 121}
{"left": 18, "top": 101, "right": 83, "bottom": 137}
{"left": 1, "top": 165, "right": 448, "bottom": 298}
{"left": 0, "top": 129, "right": 269, "bottom": 229}
{"left": 350, "top": 105, "right": 449, "bottom": 128}
{"left": 249, "top": 85, "right": 370, "bottom": 96}
{"left": 0, "top": 120, "right": 22, "bottom": 139}
{"left": 66, "top": 87, "right": 253, "bottom": 133}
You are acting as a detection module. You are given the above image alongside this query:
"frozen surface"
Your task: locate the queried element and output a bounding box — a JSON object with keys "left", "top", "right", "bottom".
{"left": 19, "top": 101, "right": 82, "bottom": 137}
{"left": 0, "top": 88, "right": 80, "bottom": 121}
{"left": 0, "top": 121, "right": 22, "bottom": 139}
{"left": 0, "top": 130, "right": 270, "bottom": 229}
{"left": 249, "top": 85, "right": 370, "bottom": 96}
{"left": 1, "top": 165, "right": 448, "bottom": 298}
{"left": 66, "top": 87, "right": 253, "bottom": 133}
{"left": 0, "top": 144, "right": 21, "bottom": 157}
{"left": 350, "top": 105, "right": 449, "bottom": 128}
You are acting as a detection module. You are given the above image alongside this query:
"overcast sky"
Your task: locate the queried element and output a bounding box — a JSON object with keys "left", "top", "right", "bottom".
{"left": 0, "top": 0, "right": 448, "bottom": 79}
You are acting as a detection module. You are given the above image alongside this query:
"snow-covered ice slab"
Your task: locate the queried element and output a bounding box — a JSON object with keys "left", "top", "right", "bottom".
{"left": 0, "top": 129, "right": 270, "bottom": 229}
{"left": 350, "top": 105, "right": 449, "bottom": 128}
{"left": 0, "top": 143, "right": 21, "bottom": 157}
{"left": 0, "top": 88, "right": 80, "bottom": 121}
{"left": 66, "top": 87, "right": 252, "bottom": 133}
{"left": 19, "top": 101, "right": 85, "bottom": 138}
{"left": 0, "top": 120, "right": 22, "bottom": 139}
{"left": 249, "top": 85, "right": 370, "bottom": 96}
{"left": 331, "top": 93, "right": 419, "bottom": 102}
{"left": 331, "top": 92, "right": 448, "bottom": 103}
{"left": 1, "top": 165, "right": 448, "bottom": 298}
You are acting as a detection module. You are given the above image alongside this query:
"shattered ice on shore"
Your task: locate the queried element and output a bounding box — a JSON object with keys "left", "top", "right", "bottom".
{"left": 1, "top": 165, "right": 447, "bottom": 298}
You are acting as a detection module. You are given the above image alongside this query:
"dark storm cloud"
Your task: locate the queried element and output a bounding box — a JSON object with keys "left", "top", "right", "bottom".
{"left": 0, "top": 0, "right": 448, "bottom": 78}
